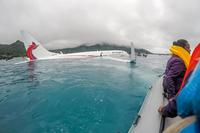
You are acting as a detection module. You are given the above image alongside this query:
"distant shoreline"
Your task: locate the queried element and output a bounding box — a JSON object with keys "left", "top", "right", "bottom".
{"left": 0, "top": 40, "right": 169, "bottom": 60}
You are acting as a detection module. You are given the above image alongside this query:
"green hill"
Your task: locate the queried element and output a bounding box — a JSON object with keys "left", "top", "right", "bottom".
{"left": 50, "top": 43, "right": 152, "bottom": 55}
{"left": 0, "top": 40, "right": 26, "bottom": 60}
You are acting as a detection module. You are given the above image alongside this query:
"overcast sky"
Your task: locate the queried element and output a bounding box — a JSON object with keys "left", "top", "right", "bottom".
{"left": 0, "top": 0, "right": 200, "bottom": 53}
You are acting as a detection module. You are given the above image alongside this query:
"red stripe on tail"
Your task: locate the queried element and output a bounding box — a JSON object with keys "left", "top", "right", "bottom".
{"left": 26, "top": 42, "right": 38, "bottom": 60}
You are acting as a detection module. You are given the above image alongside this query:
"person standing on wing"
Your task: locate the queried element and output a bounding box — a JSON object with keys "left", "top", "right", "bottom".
{"left": 158, "top": 39, "right": 191, "bottom": 118}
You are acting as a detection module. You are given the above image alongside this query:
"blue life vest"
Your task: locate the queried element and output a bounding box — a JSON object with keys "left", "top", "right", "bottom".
{"left": 177, "top": 61, "right": 200, "bottom": 133}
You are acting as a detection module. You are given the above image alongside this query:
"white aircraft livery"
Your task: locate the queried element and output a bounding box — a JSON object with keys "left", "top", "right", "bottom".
{"left": 20, "top": 31, "right": 136, "bottom": 63}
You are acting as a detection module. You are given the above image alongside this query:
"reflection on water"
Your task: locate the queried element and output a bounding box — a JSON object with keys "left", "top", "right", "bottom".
{"left": 28, "top": 61, "right": 36, "bottom": 81}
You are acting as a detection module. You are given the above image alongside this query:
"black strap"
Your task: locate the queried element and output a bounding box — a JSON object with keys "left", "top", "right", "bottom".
{"left": 133, "top": 114, "right": 141, "bottom": 126}
{"left": 159, "top": 115, "right": 166, "bottom": 133}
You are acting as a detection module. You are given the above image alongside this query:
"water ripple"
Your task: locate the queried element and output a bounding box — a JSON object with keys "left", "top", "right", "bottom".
{"left": 0, "top": 56, "right": 168, "bottom": 133}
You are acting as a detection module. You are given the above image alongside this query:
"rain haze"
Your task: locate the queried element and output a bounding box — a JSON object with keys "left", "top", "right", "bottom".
{"left": 0, "top": 0, "right": 200, "bottom": 53}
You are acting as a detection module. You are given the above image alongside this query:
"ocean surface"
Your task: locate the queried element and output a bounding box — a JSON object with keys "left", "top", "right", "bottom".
{"left": 0, "top": 55, "right": 169, "bottom": 133}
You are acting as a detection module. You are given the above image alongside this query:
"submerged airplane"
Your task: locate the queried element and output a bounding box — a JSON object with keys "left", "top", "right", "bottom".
{"left": 20, "top": 31, "right": 136, "bottom": 63}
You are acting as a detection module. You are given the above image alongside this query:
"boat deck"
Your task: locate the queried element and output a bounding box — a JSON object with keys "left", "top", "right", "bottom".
{"left": 128, "top": 77, "right": 182, "bottom": 133}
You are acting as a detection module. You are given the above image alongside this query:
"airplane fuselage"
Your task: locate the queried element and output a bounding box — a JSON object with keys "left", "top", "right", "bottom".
{"left": 34, "top": 50, "right": 129, "bottom": 60}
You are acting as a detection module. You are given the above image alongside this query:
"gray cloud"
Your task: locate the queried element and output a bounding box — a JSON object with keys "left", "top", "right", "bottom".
{"left": 0, "top": 0, "right": 200, "bottom": 52}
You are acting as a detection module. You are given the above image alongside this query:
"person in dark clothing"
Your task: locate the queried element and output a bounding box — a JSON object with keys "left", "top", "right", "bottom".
{"left": 163, "top": 39, "right": 191, "bottom": 99}
{"left": 158, "top": 39, "right": 191, "bottom": 118}
{"left": 163, "top": 55, "right": 187, "bottom": 99}
{"left": 160, "top": 98, "right": 177, "bottom": 118}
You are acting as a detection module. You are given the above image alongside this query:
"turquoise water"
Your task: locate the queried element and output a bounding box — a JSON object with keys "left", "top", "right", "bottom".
{"left": 0, "top": 55, "right": 168, "bottom": 133}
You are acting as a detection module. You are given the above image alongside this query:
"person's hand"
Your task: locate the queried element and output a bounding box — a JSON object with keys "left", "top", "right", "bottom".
{"left": 158, "top": 105, "right": 164, "bottom": 113}
{"left": 169, "top": 97, "right": 175, "bottom": 102}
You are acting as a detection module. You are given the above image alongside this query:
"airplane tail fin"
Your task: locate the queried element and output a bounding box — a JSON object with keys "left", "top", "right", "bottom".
{"left": 20, "top": 31, "right": 54, "bottom": 60}
{"left": 130, "top": 42, "right": 136, "bottom": 63}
